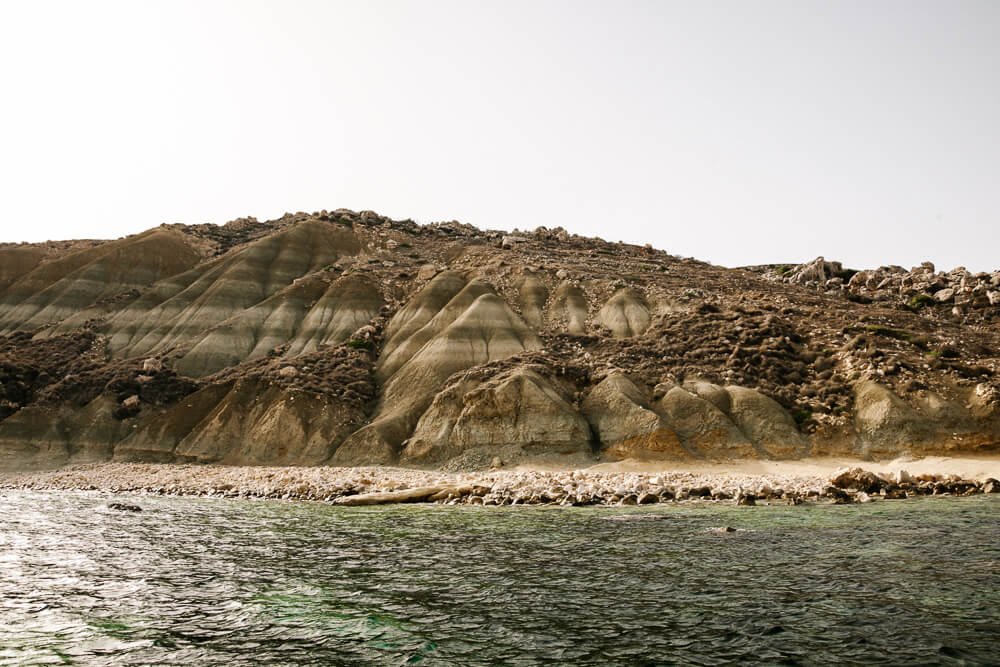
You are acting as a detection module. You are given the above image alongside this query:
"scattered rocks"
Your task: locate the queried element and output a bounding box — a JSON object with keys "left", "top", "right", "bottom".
{"left": 4, "top": 463, "right": 998, "bottom": 508}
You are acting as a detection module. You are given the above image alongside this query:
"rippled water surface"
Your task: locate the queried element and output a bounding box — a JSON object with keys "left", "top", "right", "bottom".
{"left": 1, "top": 492, "right": 999, "bottom": 665}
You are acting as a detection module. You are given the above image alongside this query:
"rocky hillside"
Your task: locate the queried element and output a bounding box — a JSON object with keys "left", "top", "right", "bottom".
{"left": 1, "top": 209, "right": 998, "bottom": 471}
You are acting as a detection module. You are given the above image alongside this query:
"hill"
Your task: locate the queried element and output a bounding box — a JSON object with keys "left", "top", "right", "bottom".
{"left": 1, "top": 209, "right": 998, "bottom": 470}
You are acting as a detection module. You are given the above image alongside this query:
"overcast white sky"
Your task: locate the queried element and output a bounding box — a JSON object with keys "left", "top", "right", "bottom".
{"left": 0, "top": 0, "right": 996, "bottom": 271}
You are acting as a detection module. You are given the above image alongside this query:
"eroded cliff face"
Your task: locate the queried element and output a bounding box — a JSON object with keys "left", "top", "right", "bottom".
{"left": 1, "top": 209, "right": 998, "bottom": 470}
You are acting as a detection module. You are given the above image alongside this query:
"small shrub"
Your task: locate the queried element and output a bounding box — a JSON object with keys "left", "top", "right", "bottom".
{"left": 908, "top": 294, "right": 935, "bottom": 310}
{"left": 346, "top": 339, "right": 371, "bottom": 350}
{"left": 792, "top": 409, "right": 812, "bottom": 426}
{"left": 776, "top": 265, "right": 792, "bottom": 275}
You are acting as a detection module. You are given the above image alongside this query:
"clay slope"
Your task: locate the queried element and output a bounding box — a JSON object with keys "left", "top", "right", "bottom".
{"left": 104, "top": 219, "right": 359, "bottom": 360}
{"left": 0, "top": 229, "right": 202, "bottom": 334}
{"left": 332, "top": 275, "right": 543, "bottom": 465}
{"left": 0, "top": 207, "right": 998, "bottom": 471}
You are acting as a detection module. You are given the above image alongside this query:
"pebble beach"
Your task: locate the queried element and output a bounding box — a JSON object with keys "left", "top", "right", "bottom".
{"left": 3, "top": 459, "right": 999, "bottom": 506}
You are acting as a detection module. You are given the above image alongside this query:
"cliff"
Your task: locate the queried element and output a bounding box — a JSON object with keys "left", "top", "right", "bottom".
{"left": 1, "top": 209, "right": 998, "bottom": 471}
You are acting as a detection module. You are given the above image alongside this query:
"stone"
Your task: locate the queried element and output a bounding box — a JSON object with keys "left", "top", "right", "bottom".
{"left": 934, "top": 288, "right": 956, "bottom": 303}
{"left": 787, "top": 257, "right": 843, "bottom": 285}
{"left": 417, "top": 264, "right": 438, "bottom": 281}
{"left": 142, "top": 358, "right": 163, "bottom": 373}
{"left": 278, "top": 366, "right": 298, "bottom": 377}
{"left": 830, "top": 467, "right": 884, "bottom": 493}
{"left": 108, "top": 502, "right": 141, "bottom": 512}
{"left": 334, "top": 485, "right": 451, "bottom": 506}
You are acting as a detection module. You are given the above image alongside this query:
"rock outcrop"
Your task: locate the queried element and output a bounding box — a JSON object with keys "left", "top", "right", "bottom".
{"left": 401, "top": 367, "right": 592, "bottom": 465}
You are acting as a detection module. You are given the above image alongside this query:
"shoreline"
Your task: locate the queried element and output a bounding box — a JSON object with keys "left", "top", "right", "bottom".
{"left": 3, "top": 457, "right": 1000, "bottom": 506}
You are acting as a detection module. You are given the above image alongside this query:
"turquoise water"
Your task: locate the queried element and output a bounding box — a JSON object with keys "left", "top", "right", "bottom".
{"left": 1, "top": 491, "right": 999, "bottom": 665}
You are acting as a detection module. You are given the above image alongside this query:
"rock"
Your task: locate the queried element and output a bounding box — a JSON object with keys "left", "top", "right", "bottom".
{"left": 830, "top": 467, "right": 884, "bottom": 493}
{"left": 735, "top": 490, "right": 756, "bottom": 506}
{"left": 786, "top": 257, "right": 843, "bottom": 285}
{"left": 983, "top": 478, "right": 1000, "bottom": 494}
{"left": 417, "top": 264, "right": 438, "bottom": 281}
{"left": 334, "top": 485, "right": 451, "bottom": 506}
{"left": 884, "top": 487, "right": 907, "bottom": 500}
{"left": 122, "top": 395, "right": 140, "bottom": 408}
{"left": 824, "top": 485, "right": 853, "bottom": 503}
{"left": 278, "top": 366, "right": 298, "bottom": 377}
{"left": 108, "top": 502, "right": 141, "bottom": 512}
{"left": 934, "top": 288, "right": 956, "bottom": 303}
{"left": 142, "top": 358, "right": 163, "bottom": 373}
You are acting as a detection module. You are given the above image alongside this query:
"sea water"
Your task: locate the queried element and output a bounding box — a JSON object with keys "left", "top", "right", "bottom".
{"left": 1, "top": 490, "right": 998, "bottom": 665}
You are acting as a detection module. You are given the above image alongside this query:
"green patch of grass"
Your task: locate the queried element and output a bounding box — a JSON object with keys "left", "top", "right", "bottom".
{"left": 776, "top": 265, "right": 792, "bottom": 275}
{"left": 908, "top": 293, "right": 935, "bottom": 310}
{"left": 346, "top": 339, "right": 371, "bottom": 350}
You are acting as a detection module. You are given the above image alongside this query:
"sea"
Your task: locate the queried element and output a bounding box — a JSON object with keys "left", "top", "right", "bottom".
{"left": 1, "top": 490, "right": 998, "bottom": 665}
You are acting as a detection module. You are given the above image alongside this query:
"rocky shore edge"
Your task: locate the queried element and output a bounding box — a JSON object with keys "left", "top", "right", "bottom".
{"left": 2, "top": 462, "right": 999, "bottom": 507}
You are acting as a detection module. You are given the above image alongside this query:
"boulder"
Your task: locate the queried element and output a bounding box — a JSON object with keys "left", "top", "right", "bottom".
{"left": 830, "top": 467, "right": 884, "bottom": 493}
{"left": 786, "top": 257, "right": 843, "bottom": 285}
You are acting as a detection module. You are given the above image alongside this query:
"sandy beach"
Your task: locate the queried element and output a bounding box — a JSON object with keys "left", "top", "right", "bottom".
{"left": 3, "top": 456, "right": 999, "bottom": 506}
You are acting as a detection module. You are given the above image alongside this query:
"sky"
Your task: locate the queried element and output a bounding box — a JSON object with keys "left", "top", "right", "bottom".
{"left": 0, "top": 0, "right": 997, "bottom": 272}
